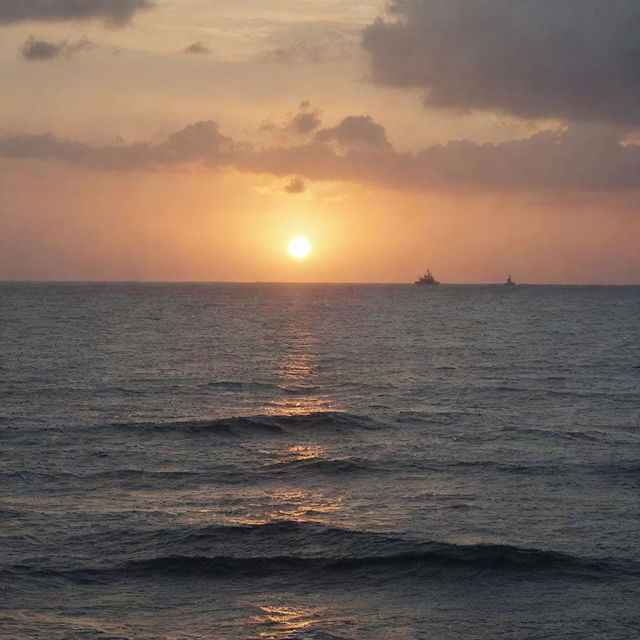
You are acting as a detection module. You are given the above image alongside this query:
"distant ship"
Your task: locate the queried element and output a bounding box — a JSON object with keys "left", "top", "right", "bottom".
{"left": 415, "top": 269, "right": 440, "bottom": 285}
{"left": 504, "top": 274, "right": 516, "bottom": 286}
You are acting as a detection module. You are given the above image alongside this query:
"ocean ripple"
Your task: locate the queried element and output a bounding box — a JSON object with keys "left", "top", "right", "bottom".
{"left": 110, "top": 412, "right": 379, "bottom": 437}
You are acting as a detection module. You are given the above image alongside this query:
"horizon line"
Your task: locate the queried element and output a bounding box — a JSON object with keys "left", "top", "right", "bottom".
{"left": 2, "top": 280, "right": 639, "bottom": 287}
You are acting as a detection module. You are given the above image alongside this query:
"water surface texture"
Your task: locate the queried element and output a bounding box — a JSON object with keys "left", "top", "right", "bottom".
{"left": 2, "top": 283, "right": 640, "bottom": 639}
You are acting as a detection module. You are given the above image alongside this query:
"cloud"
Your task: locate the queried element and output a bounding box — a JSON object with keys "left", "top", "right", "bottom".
{"left": 3, "top": 115, "right": 640, "bottom": 193}
{"left": 257, "top": 27, "right": 357, "bottom": 64}
{"left": 315, "top": 115, "right": 392, "bottom": 151}
{"left": 182, "top": 42, "right": 210, "bottom": 55}
{"left": 21, "top": 36, "right": 95, "bottom": 61}
{"left": 0, "top": 121, "right": 234, "bottom": 170}
{"left": 258, "top": 43, "right": 328, "bottom": 65}
{"left": 289, "top": 102, "right": 323, "bottom": 136}
{"left": 408, "top": 124, "right": 640, "bottom": 191}
{"left": 260, "top": 102, "right": 324, "bottom": 139}
{"left": 363, "top": 0, "right": 640, "bottom": 125}
{"left": 0, "top": 0, "right": 154, "bottom": 26}
{"left": 284, "top": 177, "right": 306, "bottom": 194}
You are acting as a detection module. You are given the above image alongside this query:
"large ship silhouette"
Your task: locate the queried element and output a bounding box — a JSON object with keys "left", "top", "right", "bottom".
{"left": 414, "top": 269, "right": 440, "bottom": 285}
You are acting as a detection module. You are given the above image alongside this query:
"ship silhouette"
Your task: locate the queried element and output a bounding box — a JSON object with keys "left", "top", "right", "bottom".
{"left": 415, "top": 269, "right": 440, "bottom": 285}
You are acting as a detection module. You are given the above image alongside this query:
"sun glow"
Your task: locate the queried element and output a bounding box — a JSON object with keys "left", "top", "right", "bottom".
{"left": 287, "top": 236, "right": 312, "bottom": 260}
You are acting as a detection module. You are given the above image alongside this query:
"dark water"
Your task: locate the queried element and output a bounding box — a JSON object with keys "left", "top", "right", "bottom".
{"left": 1, "top": 283, "right": 639, "bottom": 639}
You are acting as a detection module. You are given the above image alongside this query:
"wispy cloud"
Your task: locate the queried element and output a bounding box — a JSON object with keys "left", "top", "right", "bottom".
{"left": 256, "top": 25, "right": 357, "bottom": 64}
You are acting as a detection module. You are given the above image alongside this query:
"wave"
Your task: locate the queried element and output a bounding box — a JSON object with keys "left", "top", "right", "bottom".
{"left": 4, "top": 521, "right": 637, "bottom": 584}
{"left": 199, "top": 381, "right": 276, "bottom": 391}
{"left": 278, "top": 384, "right": 321, "bottom": 394}
{"left": 195, "top": 380, "right": 321, "bottom": 394}
{"left": 112, "top": 544, "right": 632, "bottom": 580}
{"left": 110, "top": 412, "right": 379, "bottom": 437}
{"left": 264, "top": 457, "right": 379, "bottom": 476}
{"left": 448, "top": 461, "right": 546, "bottom": 475}
{"left": 8, "top": 544, "right": 633, "bottom": 585}
{"left": 6, "top": 457, "right": 636, "bottom": 493}
{"left": 499, "top": 424, "right": 639, "bottom": 444}
{"left": 0, "top": 459, "right": 376, "bottom": 489}
{"left": 0, "top": 469, "right": 203, "bottom": 484}
{"left": 439, "top": 459, "right": 640, "bottom": 478}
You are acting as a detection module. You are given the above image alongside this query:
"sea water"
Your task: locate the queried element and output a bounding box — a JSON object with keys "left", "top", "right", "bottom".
{"left": 1, "top": 283, "right": 639, "bottom": 639}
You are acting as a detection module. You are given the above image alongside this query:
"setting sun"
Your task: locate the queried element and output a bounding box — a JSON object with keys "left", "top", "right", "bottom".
{"left": 287, "top": 236, "right": 312, "bottom": 260}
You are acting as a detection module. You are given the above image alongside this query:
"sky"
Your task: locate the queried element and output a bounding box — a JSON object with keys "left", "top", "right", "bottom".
{"left": 1, "top": 0, "right": 639, "bottom": 283}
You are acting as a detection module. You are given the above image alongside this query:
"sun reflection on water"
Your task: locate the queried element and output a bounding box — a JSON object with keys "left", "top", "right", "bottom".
{"left": 262, "top": 325, "right": 340, "bottom": 416}
{"left": 277, "top": 347, "right": 315, "bottom": 382}
{"left": 284, "top": 444, "right": 323, "bottom": 460}
{"left": 237, "top": 488, "right": 343, "bottom": 526}
{"left": 252, "top": 604, "right": 325, "bottom": 639}
{"left": 264, "top": 394, "right": 335, "bottom": 416}
{"left": 260, "top": 443, "right": 325, "bottom": 462}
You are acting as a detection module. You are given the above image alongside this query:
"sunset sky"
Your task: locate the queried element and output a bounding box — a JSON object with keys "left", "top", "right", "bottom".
{"left": 1, "top": 0, "right": 640, "bottom": 283}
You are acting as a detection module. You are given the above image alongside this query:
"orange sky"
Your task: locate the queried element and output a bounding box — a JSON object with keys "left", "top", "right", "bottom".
{"left": 1, "top": 0, "right": 639, "bottom": 283}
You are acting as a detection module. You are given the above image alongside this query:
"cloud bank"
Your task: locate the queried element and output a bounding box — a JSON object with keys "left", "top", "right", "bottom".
{"left": 363, "top": 0, "right": 640, "bottom": 125}
{"left": 0, "top": 121, "right": 234, "bottom": 170}
{"left": 2, "top": 116, "right": 640, "bottom": 192}
{"left": 0, "top": 0, "right": 154, "bottom": 26}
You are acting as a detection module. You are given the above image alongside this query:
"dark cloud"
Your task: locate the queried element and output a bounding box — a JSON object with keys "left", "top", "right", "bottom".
{"left": 0, "top": 0, "right": 154, "bottom": 26}
{"left": 284, "top": 177, "right": 306, "bottom": 194}
{"left": 315, "top": 115, "right": 392, "bottom": 151}
{"left": 21, "top": 36, "right": 95, "bottom": 61}
{"left": 363, "top": 0, "right": 640, "bottom": 125}
{"left": 408, "top": 124, "right": 640, "bottom": 191}
{"left": 182, "top": 42, "right": 210, "bottom": 55}
{"left": 3, "top": 116, "right": 640, "bottom": 193}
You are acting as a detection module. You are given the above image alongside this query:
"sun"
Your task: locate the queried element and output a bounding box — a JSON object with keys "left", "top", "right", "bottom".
{"left": 287, "top": 236, "right": 312, "bottom": 260}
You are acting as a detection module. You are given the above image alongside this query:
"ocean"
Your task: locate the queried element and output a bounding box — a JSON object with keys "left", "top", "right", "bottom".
{"left": 1, "top": 282, "right": 639, "bottom": 639}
